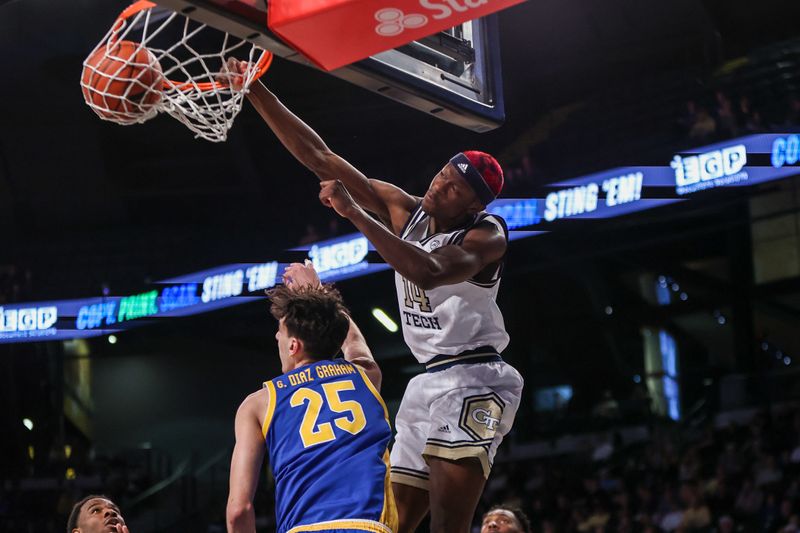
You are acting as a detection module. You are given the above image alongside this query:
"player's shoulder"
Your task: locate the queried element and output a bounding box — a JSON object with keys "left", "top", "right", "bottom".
{"left": 465, "top": 212, "right": 508, "bottom": 241}
{"left": 475, "top": 211, "right": 507, "bottom": 229}
{"left": 238, "top": 387, "right": 270, "bottom": 416}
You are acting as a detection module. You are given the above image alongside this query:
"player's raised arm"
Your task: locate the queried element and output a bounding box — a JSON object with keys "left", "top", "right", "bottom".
{"left": 226, "top": 393, "right": 267, "bottom": 533}
{"left": 282, "top": 261, "right": 382, "bottom": 389}
{"left": 227, "top": 60, "right": 416, "bottom": 232}
{"left": 320, "top": 179, "right": 506, "bottom": 290}
{"left": 341, "top": 315, "right": 382, "bottom": 391}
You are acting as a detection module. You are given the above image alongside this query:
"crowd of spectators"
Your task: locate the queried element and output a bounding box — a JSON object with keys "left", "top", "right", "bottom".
{"left": 682, "top": 92, "right": 800, "bottom": 144}
{"left": 477, "top": 405, "right": 800, "bottom": 533}
{"left": 499, "top": 90, "right": 800, "bottom": 196}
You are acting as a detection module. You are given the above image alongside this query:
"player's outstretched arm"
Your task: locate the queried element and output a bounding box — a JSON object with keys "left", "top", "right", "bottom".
{"left": 320, "top": 180, "right": 506, "bottom": 289}
{"left": 341, "top": 315, "right": 382, "bottom": 391}
{"left": 283, "top": 262, "right": 382, "bottom": 389}
{"left": 227, "top": 392, "right": 267, "bottom": 533}
{"left": 226, "top": 59, "right": 417, "bottom": 233}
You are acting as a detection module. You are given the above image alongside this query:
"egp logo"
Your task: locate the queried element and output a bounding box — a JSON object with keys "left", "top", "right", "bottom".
{"left": 375, "top": 0, "right": 489, "bottom": 37}
{"left": 309, "top": 236, "right": 369, "bottom": 275}
{"left": 771, "top": 134, "right": 800, "bottom": 168}
{"left": 0, "top": 305, "right": 58, "bottom": 338}
{"left": 671, "top": 144, "right": 748, "bottom": 195}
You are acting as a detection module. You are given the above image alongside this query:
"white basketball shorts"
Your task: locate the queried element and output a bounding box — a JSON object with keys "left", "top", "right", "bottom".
{"left": 389, "top": 361, "right": 523, "bottom": 490}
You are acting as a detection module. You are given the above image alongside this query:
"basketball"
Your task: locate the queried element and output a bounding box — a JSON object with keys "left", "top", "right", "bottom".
{"left": 81, "top": 40, "right": 163, "bottom": 121}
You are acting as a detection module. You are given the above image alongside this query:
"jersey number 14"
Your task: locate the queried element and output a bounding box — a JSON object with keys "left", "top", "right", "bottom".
{"left": 402, "top": 278, "right": 432, "bottom": 312}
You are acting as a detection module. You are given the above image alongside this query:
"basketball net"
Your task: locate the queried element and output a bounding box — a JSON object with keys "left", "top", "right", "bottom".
{"left": 82, "top": 1, "right": 273, "bottom": 142}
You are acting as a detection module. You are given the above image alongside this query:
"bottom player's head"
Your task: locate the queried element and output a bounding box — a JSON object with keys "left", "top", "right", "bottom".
{"left": 267, "top": 285, "right": 350, "bottom": 372}
{"left": 480, "top": 504, "right": 532, "bottom": 533}
{"left": 67, "top": 495, "right": 126, "bottom": 533}
{"left": 422, "top": 151, "right": 504, "bottom": 220}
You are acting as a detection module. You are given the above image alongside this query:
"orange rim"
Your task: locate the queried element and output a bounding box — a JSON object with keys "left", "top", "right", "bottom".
{"left": 113, "top": 0, "right": 274, "bottom": 93}
{"left": 166, "top": 51, "right": 274, "bottom": 92}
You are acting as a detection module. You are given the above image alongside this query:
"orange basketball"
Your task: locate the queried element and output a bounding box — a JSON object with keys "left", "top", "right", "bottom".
{"left": 81, "top": 40, "right": 164, "bottom": 121}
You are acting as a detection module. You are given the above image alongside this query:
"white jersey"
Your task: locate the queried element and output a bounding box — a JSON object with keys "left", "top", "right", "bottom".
{"left": 394, "top": 204, "right": 510, "bottom": 363}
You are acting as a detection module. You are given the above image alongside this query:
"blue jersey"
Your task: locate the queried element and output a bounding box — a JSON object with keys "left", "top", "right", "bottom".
{"left": 262, "top": 359, "right": 396, "bottom": 533}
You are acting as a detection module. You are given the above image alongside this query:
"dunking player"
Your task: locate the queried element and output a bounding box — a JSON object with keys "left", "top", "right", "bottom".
{"left": 226, "top": 60, "right": 523, "bottom": 533}
{"left": 227, "top": 262, "right": 396, "bottom": 533}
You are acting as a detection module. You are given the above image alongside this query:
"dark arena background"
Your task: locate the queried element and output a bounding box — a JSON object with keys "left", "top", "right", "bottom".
{"left": 2, "top": 0, "right": 800, "bottom": 531}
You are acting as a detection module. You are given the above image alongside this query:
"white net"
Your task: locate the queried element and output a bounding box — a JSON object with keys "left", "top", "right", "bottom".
{"left": 81, "top": 0, "right": 272, "bottom": 142}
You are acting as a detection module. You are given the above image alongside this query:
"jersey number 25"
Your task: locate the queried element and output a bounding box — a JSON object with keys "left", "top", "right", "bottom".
{"left": 290, "top": 380, "right": 367, "bottom": 448}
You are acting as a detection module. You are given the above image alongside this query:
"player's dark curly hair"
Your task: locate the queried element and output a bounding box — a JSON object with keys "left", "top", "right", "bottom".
{"left": 267, "top": 284, "right": 350, "bottom": 359}
{"left": 484, "top": 503, "right": 532, "bottom": 533}
{"left": 66, "top": 494, "right": 112, "bottom": 533}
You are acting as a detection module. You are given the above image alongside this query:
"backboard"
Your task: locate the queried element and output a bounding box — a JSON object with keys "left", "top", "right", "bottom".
{"left": 154, "top": 0, "right": 505, "bottom": 132}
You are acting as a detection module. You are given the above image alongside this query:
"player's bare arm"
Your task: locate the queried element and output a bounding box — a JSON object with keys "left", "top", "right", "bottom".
{"left": 282, "top": 262, "right": 382, "bottom": 389}
{"left": 227, "top": 391, "right": 267, "bottom": 533}
{"left": 320, "top": 179, "right": 506, "bottom": 290}
{"left": 225, "top": 59, "right": 416, "bottom": 232}
{"left": 341, "top": 316, "right": 382, "bottom": 391}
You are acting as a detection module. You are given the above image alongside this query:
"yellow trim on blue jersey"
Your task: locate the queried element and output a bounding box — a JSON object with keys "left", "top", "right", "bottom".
{"left": 261, "top": 380, "right": 277, "bottom": 438}
{"left": 380, "top": 449, "right": 399, "bottom": 532}
{"left": 354, "top": 365, "right": 390, "bottom": 421}
{"left": 353, "top": 365, "right": 397, "bottom": 532}
{"left": 287, "top": 518, "right": 394, "bottom": 533}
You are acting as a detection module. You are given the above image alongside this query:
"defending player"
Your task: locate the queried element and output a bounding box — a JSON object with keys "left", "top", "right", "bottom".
{"left": 226, "top": 262, "right": 396, "bottom": 533}
{"left": 227, "top": 61, "right": 523, "bottom": 533}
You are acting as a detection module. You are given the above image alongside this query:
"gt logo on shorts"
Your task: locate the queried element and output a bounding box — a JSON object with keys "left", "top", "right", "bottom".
{"left": 472, "top": 408, "right": 500, "bottom": 430}
{"left": 459, "top": 392, "right": 505, "bottom": 441}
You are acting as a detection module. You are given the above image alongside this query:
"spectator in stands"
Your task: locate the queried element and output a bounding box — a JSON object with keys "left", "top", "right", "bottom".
{"left": 760, "top": 492, "right": 783, "bottom": 532}
{"left": 778, "top": 498, "right": 798, "bottom": 532}
{"left": 679, "top": 481, "right": 712, "bottom": 531}
{"left": 718, "top": 442, "right": 745, "bottom": 478}
{"left": 734, "top": 477, "right": 764, "bottom": 517}
{"left": 678, "top": 450, "right": 701, "bottom": 482}
{"left": 480, "top": 504, "right": 532, "bottom": 533}
{"left": 67, "top": 495, "right": 129, "bottom": 533}
{"left": 578, "top": 499, "right": 611, "bottom": 531}
{"left": 688, "top": 106, "right": 717, "bottom": 141}
{"left": 715, "top": 91, "right": 738, "bottom": 137}
{"left": 592, "top": 389, "right": 621, "bottom": 420}
{"left": 754, "top": 454, "right": 783, "bottom": 488}
{"left": 736, "top": 96, "right": 764, "bottom": 133}
{"left": 716, "top": 514, "right": 736, "bottom": 533}
{"left": 656, "top": 488, "right": 684, "bottom": 532}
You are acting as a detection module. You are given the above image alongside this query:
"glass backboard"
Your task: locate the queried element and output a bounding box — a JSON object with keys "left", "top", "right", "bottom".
{"left": 154, "top": 0, "right": 505, "bottom": 132}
